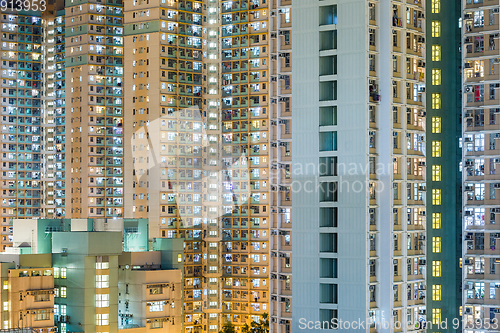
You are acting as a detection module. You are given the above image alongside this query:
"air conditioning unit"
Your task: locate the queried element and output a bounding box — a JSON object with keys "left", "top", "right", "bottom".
{"left": 465, "top": 86, "right": 473, "bottom": 93}
{"left": 393, "top": 259, "right": 398, "bottom": 264}
{"left": 464, "top": 259, "right": 473, "bottom": 265}
{"left": 270, "top": 10, "right": 277, "bottom": 17}
{"left": 465, "top": 210, "right": 473, "bottom": 216}
{"left": 369, "top": 285, "right": 375, "bottom": 291}
{"left": 494, "top": 183, "right": 500, "bottom": 188}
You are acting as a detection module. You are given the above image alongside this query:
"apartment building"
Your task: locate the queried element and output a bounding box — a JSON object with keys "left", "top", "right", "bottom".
{"left": 426, "top": 0, "right": 462, "bottom": 332}
{"left": 268, "top": 0, "right": 293, "bottom": 332}
{"left": 64, "top": 0, "right": 125, "bottom": 219}
{"left": 122, "top": 0, "right": 273, "bottom": 331}
{"left": 462, "top": 0, "right": 500, "bottom": 330}
{"left": 1, "top": 221, "right": 183, "bottom": 333}
{"left": 118, "top": 251, "right": 183, "bottom": 332}
{"left": 1, "top": 0, "right": 289, "bottom": 332}
{"left": 292, "top": 0, "right": 427, "bottom": 331}
{"left": 0, "top": 1, "right": 66, "bottom": 251}
{"left": 0, "top": 254, "right": 56, "bottom": 332}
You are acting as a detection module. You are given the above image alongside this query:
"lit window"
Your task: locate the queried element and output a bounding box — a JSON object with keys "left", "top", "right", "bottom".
{"left": 95, "top": 275, "right": 109, "bottom": 288}
{"left": 432, "top": 237, "right": 442, "bottom": 253}
{"left": 149, "top": 301, "right": 163, "bottom": 312}
{"left": 53, "top": 267, "right": 60, "bottom": 278}
{"left": 432, "top": 213, "right": 441, "bottom": 229}
{"left": 432, "top": 308, "right": 441, "bottom": 325}
{"left": 178, "top": 254, "right": 182, "bottom": 263}
{"left": 61, "top": 287, "right": 67, "bottom": 298}
{"left": 432, "top": 117, "right": 441, "bottom": 133}
{"left": 432, "top": 69, "right": 441, "bottom": 85}
{"left": 432, "top": 0, "right": 440, "bottom": 13}
{"left": 432, "top": 165, "right": 441, "bottom": 181}
{"left": 60, "top": 268, "right": 66, "bottom": 279}
{"left": 61, "top": 323, "right": 67, "bottom": 333}
{"left": 3, "top": 302, "right": 8, "bottom": 311}
{"left": 432, "top": 141, "right": 441, "bottom": 157}
{"left": 432, "top": 189, "right": 441, "bottom": 205}
{"left": 95, "top": 262, "right": 109, "bottom": 270}
{"left": 96, "top": 256, "right": 109, "bottom": 270}
{"left": 96, "top": 314, "right": 109, "bottom": 326}
{"left": 432, "top": 261, "right": 441, "bottom": 277}
{"left": 432, "top": 93, "right": 441, "bottom": 109}
{"left": 432, "top": 21, "right": 441, "bottom": 37}
{"left": 96, "top": 294, "right": 109, "bottom": 308}
{"left": 432, "top": 45, "right": 441, "bottom": 61}
{"left": 2, "top": 281, "right": 7, "bottom": 290}
{"left": 432, "top": 285, "right": 442, "bottom": 301}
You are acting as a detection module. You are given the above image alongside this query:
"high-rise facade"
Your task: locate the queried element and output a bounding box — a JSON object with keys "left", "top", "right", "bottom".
{"left": 462, "top": 0, "right": 500, "bottom": 330}
{"left": 426, "top": 0, "right": 462, "bottom": 331}
{"left": 0, "top": 1, "right": 66, "bottom": 251}
{"left": 64, "top": 0, "right": 125, "bottom": 219}
{"left": 292, "top": 0, "right": 427, "bottom": 331}
{"left": 1, "top": 10, "right": 44, "bottom": 250}
{"left": 1, "top": 0, "right": 294, "bottom": 332}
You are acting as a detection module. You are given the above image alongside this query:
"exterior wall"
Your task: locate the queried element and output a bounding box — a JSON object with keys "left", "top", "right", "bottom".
{"left": 268, "top": 0, "right": 293, "bottom": 332}
{"left": 0, "top": 10, "right": 44, "bottom": 250}
{"left": 293, "top": 0, "right": 427, "bottom": 332}
{"left": 52, "top": 232, "right": 122, "bottom": 333}
{"left": 292, "top": 0, "right": 369, "bottom": 330}
{"left": 462, "top": 0, "right": 500, "bottom": 330}
{"left": 426, "top": 0, "right": 462, "bottom": 331}
{"left": 64, "top": 0, "right": 125, "bottom": 219}
{"left": 117, "top": 253, "right": 182, "bottom": 331}
{"left": 8, "top": 267, "right": 56, "bottom": 332}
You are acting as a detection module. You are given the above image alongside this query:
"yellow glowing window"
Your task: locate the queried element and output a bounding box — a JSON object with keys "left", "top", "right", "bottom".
{"left": 432, "top": 260, "right": 441, "bottom": 277}
{"left": 53, "top": 267, "right": 60, "bottom": 279}
{"left": 432, "top": 165, "right": 441, "bottom": 181}
{"left": 432, "top": 21, "right": 441, "bottom": 37}
{"left": 432, "top": 189, "right": 441, "bottom": 205}
{"left": 460, "top": 257, "right": 463, "bottom": 268}
{"left": 432, "top": 308, "right": 441, "bottom": 325}
{"left": 61, "top": 287, "right": 67, "bottom": 298}
{"left": 432, "top": 213, "right": 441, "bottom": 229}
{"left": 2, "top": 281, "right": 7, "bottom": 290}
{"left": 2, "top": 302, "right": 7, "bottom": 311}
{"left": 459, "top": 306, "right": 463, "bottom": 316}
{"left": 432, "top": 93, "right": 441, "bottom": 109}
{"left": 432, "top": 69, "right": 441, "bottom": 85}
{"left": 433, "top": 237, "right": 442, "bottom": 253}
{"left": 432, "top": 141, "right": 441, "bottom": 157}
{"left": 432, "top": 45, "right": 441, "bottom": 61}
{"left": 432, "top": 0, "right": 440, "bottom": 13}
{"left": 432, "top": 285, "right": 442, "bottom": 301}
{"left": 178, "top": 254, "right": 182, "bottom": 263}
{"left": 432, "top": 117, "right": 441, "bottom": 133}
{"left": 61, "top": 268, "right": 66, "bottom": 279}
